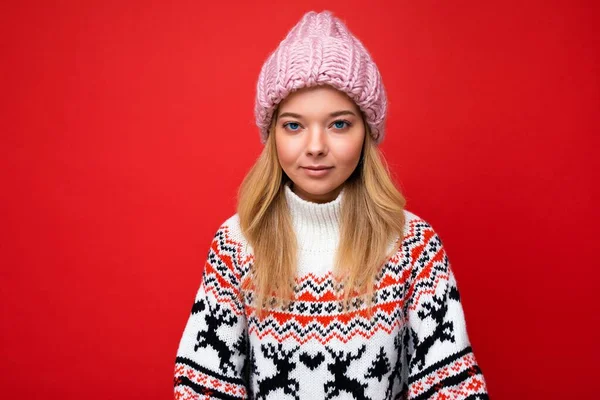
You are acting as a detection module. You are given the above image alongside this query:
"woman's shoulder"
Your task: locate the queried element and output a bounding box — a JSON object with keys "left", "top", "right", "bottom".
{"left": 398, "top": 209, "right": 452, "bottom": 271}
{"left": 213, "top": 213, "right": 247, "bottom": 244}
{"left": 402, "top": 208, "right": 434, "bottom": 233}
{"left": 212, "top": 213, "right": 252, "bottom": 257}
{"left": 401, "top": 208, "right": 445, "bottom": 246}
{"left": 206, "top": 213, "right": 253, "bottom": 278}
{"left": 402, "top": 208, "right": 422, "bottom": 228}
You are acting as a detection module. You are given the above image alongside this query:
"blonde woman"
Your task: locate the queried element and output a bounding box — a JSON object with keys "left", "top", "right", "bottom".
{"left": 174, "top": 10, "right": 489, "bottom": 400}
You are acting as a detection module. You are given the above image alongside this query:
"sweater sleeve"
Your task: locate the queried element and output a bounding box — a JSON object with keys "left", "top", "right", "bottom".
{"left": 174, "top": 224, "right": 249, "bottom": 400}
{"left": 405, "top": 224, "right": 489, "bottom": 399}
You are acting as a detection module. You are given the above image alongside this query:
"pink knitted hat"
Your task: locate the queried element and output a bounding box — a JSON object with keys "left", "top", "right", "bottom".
{"left": 254, "top": 10, "right": 388, "bottom": 145}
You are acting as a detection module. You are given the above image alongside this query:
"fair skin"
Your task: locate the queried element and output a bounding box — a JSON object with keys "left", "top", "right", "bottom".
{"left": 275, "top": 85, "right": 366, "bottom": 203}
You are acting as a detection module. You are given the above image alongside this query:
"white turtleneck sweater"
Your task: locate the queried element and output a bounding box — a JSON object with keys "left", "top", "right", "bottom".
{"left": 174, "top": 183, "right": 489, "bottom": 399}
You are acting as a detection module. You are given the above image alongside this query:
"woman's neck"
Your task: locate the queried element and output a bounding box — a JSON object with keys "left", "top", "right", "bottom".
{"left": 284, "top": 182, "right": 344, "bottom": 253}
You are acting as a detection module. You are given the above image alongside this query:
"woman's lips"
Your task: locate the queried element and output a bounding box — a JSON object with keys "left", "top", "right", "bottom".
{"left": 302, "top": 166, "right": 333, "bottom": 178}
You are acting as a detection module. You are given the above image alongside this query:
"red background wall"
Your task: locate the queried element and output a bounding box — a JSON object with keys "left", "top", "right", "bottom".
{"left": 2, "top": 0, "right": 598, "bottom": 399}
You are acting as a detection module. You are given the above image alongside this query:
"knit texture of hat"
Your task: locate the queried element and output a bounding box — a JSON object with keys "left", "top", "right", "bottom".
{"left": 254, "top": 10, "right": 388, "bottom": 145}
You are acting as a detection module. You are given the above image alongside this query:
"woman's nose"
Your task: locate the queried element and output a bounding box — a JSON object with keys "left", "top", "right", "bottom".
{"left": 306, "top": 127, "right": 328, "bottom": 156}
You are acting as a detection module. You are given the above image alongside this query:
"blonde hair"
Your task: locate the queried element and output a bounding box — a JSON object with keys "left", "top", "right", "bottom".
{"left": 238, "top": 116, "right": 406, "bottom": 317}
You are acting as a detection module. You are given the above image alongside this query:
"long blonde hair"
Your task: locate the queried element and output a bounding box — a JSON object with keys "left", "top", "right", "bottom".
{"left": 238, "top": 116, "right": 406, "bottom": 317}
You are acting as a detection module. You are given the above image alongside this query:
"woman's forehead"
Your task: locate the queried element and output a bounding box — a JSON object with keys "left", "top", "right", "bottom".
{"left": 278, "top": 85, "right": 359, "bottom": 114}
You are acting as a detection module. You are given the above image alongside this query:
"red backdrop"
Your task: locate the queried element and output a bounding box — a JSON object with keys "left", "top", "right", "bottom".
{"left": 2, "top": 1, "right": 598, "bottom": 399}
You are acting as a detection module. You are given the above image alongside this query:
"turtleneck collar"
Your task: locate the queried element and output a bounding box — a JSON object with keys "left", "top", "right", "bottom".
{"left": 283, "top": 182, "right": 343, "bottom": 253}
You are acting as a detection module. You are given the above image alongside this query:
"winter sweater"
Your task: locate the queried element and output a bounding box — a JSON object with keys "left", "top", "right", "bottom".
{"left": 174, "top": 183, "right": 489, "bottom": 399}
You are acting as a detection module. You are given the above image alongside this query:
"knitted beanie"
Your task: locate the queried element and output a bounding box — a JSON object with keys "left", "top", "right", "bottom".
{"left": 254, "top": 10, "right": 388, "bottom": 145}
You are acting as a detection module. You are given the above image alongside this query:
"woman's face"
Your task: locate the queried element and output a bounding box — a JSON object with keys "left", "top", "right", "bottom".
{"left": 275, "top": 85, "right": 366, "bottom": 203}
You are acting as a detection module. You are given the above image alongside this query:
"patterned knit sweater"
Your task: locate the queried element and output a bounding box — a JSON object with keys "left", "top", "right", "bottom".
{"left": 174, "top": 184, "right": 489, "bottom": 399}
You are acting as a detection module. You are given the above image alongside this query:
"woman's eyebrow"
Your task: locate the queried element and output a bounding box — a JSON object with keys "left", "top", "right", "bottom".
{"left": 278, "top": 110, "right": 357, "bottom": 119}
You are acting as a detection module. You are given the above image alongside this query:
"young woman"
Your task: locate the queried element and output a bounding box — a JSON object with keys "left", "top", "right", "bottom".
{"left": 174, "top": 10, "right": 489, "bottom": 400}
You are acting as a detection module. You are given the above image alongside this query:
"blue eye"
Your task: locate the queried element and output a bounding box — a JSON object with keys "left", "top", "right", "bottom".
{"left": 284, "top": 122, "right": 300, "bottom": 131}
{"left": 333, "top": 120, "right": 351, "bottom": 130}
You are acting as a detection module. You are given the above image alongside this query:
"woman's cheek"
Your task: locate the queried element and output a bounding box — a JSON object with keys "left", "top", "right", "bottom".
{"left": 334, "top": 143, "right": 362, "bottom": 166}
